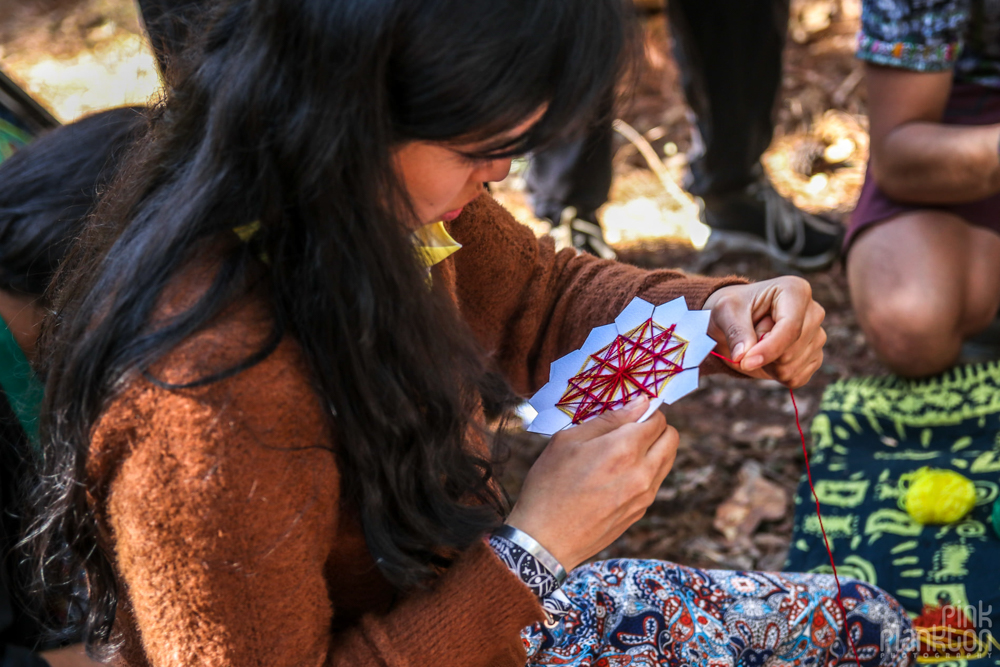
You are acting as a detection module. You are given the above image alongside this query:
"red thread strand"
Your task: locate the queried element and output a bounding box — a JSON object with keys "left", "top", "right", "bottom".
{"left": 710, "top": 350, "right": 864, "bottom": 667}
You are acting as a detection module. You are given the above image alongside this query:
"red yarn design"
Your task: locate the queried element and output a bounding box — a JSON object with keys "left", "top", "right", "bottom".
{"left": 556, "top": 319, "right": 689, "bottom": 424}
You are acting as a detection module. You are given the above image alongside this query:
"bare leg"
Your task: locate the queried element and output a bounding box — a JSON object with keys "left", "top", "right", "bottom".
{"left": 848, "top": 210, "right": 1000, "bottom": 378}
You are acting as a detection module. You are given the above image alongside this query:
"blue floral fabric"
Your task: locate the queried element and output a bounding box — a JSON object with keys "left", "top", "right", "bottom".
{"left": 523, "top": 560, "right": 914, "bottom": 667}
{"left": 859, "top": 0, "right": 1000, "bottom": 88}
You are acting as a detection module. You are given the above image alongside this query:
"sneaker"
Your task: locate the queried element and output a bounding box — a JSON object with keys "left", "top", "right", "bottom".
{"left": 547, "top": 207, "right": 617, "bottom": 261}
{"left": 695, "top": 179, "right": 843, "bottom": 272}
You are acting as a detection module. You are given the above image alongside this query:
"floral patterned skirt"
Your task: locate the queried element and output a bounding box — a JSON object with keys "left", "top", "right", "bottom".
{"left": 524, "top": 560, "right": 914, "bottom": 667}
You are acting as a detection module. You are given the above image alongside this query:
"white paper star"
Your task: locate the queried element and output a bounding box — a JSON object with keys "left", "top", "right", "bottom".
{"left": 526, "top": 296, "right": 716, "bottom": 435}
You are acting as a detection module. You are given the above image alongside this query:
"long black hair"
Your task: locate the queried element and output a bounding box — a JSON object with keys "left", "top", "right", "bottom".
{"left": 135, "top": 0, "right": 208, "bottom": 79}
{"left": 28, "top": 0, "right": 635, "bottom": 653}
{"left": 0, "top": 107, "right": 144, "bottom": 297}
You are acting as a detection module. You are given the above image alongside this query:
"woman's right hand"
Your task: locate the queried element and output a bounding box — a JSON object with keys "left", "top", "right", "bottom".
{"left": 506, "top": 397, "right": 679, "bottom": 572}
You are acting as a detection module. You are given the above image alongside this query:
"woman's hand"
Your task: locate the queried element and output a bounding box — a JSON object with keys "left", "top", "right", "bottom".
{"left": 702, "top": 276, "right": 826, "bottom": 389}
{"left": 507, "top": 398, "right": 678, "bottom": 572}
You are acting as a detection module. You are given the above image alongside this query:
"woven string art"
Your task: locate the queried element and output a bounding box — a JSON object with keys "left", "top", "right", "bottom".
{"left": 557, "top": 320, "right": 689, "bottom": 424}
{"left": 527, "top": 297, "right": 715, "bottom": 436}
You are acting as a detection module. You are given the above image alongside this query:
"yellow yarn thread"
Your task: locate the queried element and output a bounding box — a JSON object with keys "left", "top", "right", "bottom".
{"left": 902, "top": 468, "right": 977, "bottom": 525}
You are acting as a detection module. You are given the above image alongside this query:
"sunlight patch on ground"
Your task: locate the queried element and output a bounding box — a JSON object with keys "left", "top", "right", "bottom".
{"left": 3, "top": 31, "right": 160, "bottom": 122}
{"left": 601, "top": 165, "right": 709, "bottom": 249}
{"left": 601, "top": 196, "right": 709, "bottom": 249}
{"left": 493, "top": 158, "right": 711, "bottom": 250}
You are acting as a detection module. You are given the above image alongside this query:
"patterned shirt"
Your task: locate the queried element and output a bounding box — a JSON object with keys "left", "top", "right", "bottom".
{"left": 858, "top": 0, "right": 1000, "bottom": 88}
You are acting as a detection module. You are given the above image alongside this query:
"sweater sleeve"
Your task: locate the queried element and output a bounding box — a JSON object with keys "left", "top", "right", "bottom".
{"left": 100, "top": 335, "right": 543, "bottom": 667}
{"left": 446, "top": 194, "right": 748, "bottom": 395}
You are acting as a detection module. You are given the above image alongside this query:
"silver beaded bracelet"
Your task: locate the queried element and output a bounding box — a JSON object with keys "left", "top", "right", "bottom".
{"left": 492, "top": 524, "right": 568, "bottom": 584}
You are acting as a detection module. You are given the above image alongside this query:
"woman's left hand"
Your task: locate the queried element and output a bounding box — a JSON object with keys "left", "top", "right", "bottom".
{"left": 702, "top": 277, "right": 826, "bottom": 389}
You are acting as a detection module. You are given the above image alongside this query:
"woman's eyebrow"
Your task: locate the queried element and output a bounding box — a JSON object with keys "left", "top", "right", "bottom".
{"left": 457, "top": 112, "right": 545, "bottom": 153}
{"left": 460, "top": 131, "right": 531, "bottom": 155}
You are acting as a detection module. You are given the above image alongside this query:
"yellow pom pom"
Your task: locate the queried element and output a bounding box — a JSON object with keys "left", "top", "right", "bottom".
{"left": 903, "top": 468, "right": 977, "bottom": 525}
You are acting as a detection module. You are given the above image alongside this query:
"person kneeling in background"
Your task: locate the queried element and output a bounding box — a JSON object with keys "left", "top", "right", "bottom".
{"left": 847, "top": 0, "right": 1000, "bottom": 378}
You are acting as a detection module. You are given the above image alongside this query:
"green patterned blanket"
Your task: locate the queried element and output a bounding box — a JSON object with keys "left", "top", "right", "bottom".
{"left": 786, "top": 363, "right": 1000, "bottom": 666}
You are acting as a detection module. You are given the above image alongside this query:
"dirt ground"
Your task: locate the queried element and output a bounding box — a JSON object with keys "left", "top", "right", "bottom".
{"left": 1, "top": 0, "right": 888, "bottom": 572}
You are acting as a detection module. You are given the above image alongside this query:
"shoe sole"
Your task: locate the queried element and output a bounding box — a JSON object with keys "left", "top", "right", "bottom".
{"left": 696, "top": 229, "right": 840, "bottom": 272}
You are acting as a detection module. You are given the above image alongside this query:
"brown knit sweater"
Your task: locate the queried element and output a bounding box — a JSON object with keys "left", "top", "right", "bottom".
{"left": 88, "top": 194, "right": 745, "bottom": 667}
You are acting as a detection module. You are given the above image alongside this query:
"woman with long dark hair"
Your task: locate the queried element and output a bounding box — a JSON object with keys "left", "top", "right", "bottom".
{"left": 27, "top": 1, "right": 912, "bottom": 665}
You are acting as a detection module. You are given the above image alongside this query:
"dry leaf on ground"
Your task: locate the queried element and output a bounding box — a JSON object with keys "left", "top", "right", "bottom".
{"left": 713, "top": 460, "right": 789, "bottom": 544}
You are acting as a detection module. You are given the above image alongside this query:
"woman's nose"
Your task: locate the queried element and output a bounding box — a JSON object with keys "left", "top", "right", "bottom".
{"left": 478, "top": 158, "right": 513, "bottom": 184}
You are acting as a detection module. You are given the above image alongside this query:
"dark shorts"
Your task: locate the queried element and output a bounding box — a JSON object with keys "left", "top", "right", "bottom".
{"left": 845, "top": 83, "right": 1000, "bottom": 252}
